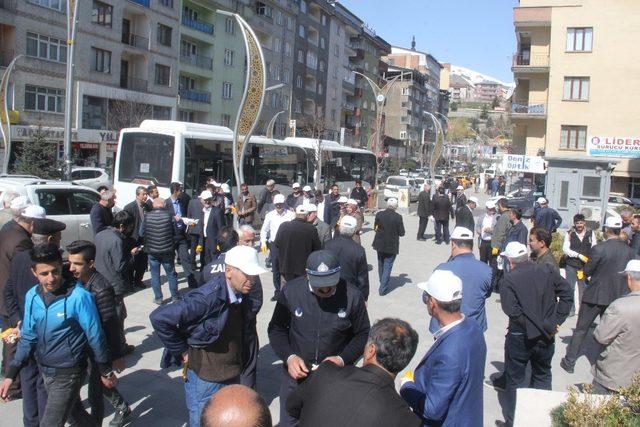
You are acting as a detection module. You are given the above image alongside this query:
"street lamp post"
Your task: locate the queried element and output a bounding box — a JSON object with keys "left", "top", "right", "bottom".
{"left": 63, "top": 0, "right": 79, "bottom": 181}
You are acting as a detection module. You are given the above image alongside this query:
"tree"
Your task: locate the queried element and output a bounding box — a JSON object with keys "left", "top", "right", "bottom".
{"left": 447, "top": 117, "right": 473, "bottom": 142}
{"left": 480, "top": 104, "right": 489, "bottom": 120}
{"left": 107, "top": 96, "right": 154, "bottom": 131}
{"left": 450, "top": 102, "right": 459, "bottom": 112}
{"left": 298, "top": 109, "right": 328, "bottom": 190}
{"left": 491, "top": 96, "right": 500, "bottom": 109}
{"left": 12, "top": 126, "right": 60, "bottom": 179}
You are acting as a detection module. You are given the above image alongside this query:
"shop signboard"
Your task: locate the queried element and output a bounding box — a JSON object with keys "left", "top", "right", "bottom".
{"left": 588, "top": 136, "right": 640, "bottom": 158}
{"left": 501, "top": 154, "right": 546, "bottom": 174}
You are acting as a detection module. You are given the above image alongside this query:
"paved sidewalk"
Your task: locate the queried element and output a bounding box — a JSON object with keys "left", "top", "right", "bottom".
{"left": 3, "top": 192, "right": 596, "bottom": 425}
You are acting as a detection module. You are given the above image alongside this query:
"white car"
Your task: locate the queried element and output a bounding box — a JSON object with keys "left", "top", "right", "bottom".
{"left": 384, "top": 176, "right": 420, "bottom": 202}
{"left": 0, "top": 176, "right": 100, "bottom": 247}
{"left": 71, "top": 167, "right": 111, "bottom": 190}
{"left": 608, "top": 195, "right": 638, "bottom": 209}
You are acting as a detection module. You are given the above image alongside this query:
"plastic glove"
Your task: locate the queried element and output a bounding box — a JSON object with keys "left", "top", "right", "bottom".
{"left": 195, "top": 245, "right": 203, "bottom": 254}
{"left": 578, "top": 254, "right": 589, "bottom": 263}
{"left": 261, "top": 244, "right": 268, "bottom": 253}
{"left": 400, "top": 370, "right": 414, "bottom": 387}
{"left": 492, "top": 247, "right": 499, "bottom": 256}
{"left": 577, "top": 270, "right": 585, "bottom": 281}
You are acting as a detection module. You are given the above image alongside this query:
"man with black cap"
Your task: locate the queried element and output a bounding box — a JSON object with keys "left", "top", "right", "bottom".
{"left": 274, "top": 205, "right": 321, "bottom": 284}
{"left": 268, "top": 250, "right": 370, "bottom": 427}
{"left": 3, "top": 214, "right": 66, "bottom": 426}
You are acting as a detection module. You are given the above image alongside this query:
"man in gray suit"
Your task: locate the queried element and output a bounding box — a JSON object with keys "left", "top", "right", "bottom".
{"left": 561, "top": 216, "right": 636, "bottom": 373}
{"left": 591, "top": 259, "right": 640, "bottom": 394}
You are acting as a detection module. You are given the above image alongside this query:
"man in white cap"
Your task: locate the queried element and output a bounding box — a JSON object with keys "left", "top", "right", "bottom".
{"left": 342, "top": 198, "right": 364, "bottom": 244}
{"left": 302, "top": 185, "right": 315, "bottom": 205}
{"left": 429, "top": 227, "right": 492, "bottom": 334}
{"left": 401, "top": 270, "right": 486, "bottom": 426}
{"left": 260, "top": 194, "right": 294, "bottom": 301}
{"left": 591, "top": 259, "right": 640, "bottom": 394}
{"left": 275, "top": 204, "right": 321, "bottom": 285}
{"left": 561, "top": 216, "right": 635, "bottom": 374}
{"left": 455, "top": 196, "right": 477, "bottom": 232}
{"left": 453, "top": 185, "right": 467, "bottom": 211}
{"left": 496, "top": 241, "right": 573, "bottom": 424}
{"left": 150, "top": 245, "right": 266, "bottom": 427}
{"left": 198, "top": 190, "right": 225, "bottom": 266}
{"left": 533, "top": 197, "right": 562, "bottom": 233}
{"left": 285, "top": 183, "right": 304, "bottom": 211}
{"left": 478, "top": 200, "right": 497, "bottom": 266}
{"left": 372, "top": 198, "right": 405, "bottom": 296}
{"left": 305, "top": 204, "right": 331, "bottom": 245}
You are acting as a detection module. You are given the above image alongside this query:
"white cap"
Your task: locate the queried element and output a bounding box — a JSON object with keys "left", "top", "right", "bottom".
{"left": 604, "top": 216, "right": 623, "bottom": 229}
{"left": 346, "top": 198, "right": 358, "bottom": 206}
{"left": 620, "top": 259, "right": 640, "bottom": 274}
{"left": 387, "top": 197, "right": 398, "bottom": 207}
{"left": 337, "top": 196, "right": 348, "bottom": 203}
{"left": 200, "top": 190, "right": 213, "bottom": 200}
{"left": 221, "top": 183, "right": 231, "bottom": 193}
{"left": 340, "top": 215, "right": 357, "bottom": 228}
{"left": 10, "top": 196, "right": 30, "bottom": 211}
{"left": 292, "top": 182, "right": 301, "bottom": 189}
{"left": 213, "top": 181, "right": 222, "bottom": 188}
{"left": 303, "top": 185, "right": 312, "bottom": 192}
{"left": 537, "top": 197, "right": 548, "bottom": 205}
{"left": 305, "top": 203, "right": 317, "bottom": 212}
{"left": 500, "top": 242, "right": 529, "bottom": 258}
{"left": 485, "top": 200, "right": 496, "bottom": 209}
{"left": 295, "top": 205, "right": 309, "bottom": 214}
{"left": 451, "top": 226, "right": 474, "bottom": 240}
{"left": 273, "top": 194, "right": 286, "bottom": 204}
{"left": 22, "top": 205, "right": 46, "bottom": 219}
{"left": 468, "top": 196, "right": 479, "bottom": 205}
{"left": 456, "top": 185, "right": 464, "bottom": 190}
{"left": 417, "top": 270, "right": 463, "bottom": 302}
{"left": 224, "top": 246, "right": 267, "bottom": 276}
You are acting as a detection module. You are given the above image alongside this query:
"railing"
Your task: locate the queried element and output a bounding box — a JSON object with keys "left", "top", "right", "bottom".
{"left": 182, "top": 15, "right": 214, "bottom": 35}
{"left": 122, "top": 33, "right": 149, "bottom": 50}
{"left": 511, "top": 101, "right": 546, "bottom": 115}
{"left": 0, "top": 50, "right": 14, "bottom": 67}
{"left": 121, "top": 77, "right": 148, "bottom": 92}
{"left": 128, "top": 0, "right": 150, "bottom": 7}
{"left": 0, "top": 0, "right": 17, "bottom": 10}
{"left": 179, "top": 89, "right": 211, "bottom": 104}
{"left": 180, "top": 54, "right": 213, "bottom": 70}
{"left": 512, "top": 53, "right": 549, "bottom": 67}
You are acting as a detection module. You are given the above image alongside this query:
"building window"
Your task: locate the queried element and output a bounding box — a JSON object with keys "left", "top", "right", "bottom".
{"left": 271, "top": 92, "right": 278, "bottom": 108}
{"left": 284, "top": 95, "right": 289, "bottom": 109}
{"left": 582, "top": 176, "right": 601, "bottom": 198}
{"left": 27, "top": 0, "right": 64, "bottom": 12}
{"left": 294, "top": 99, "right": 302, "bottom": 113}
{"left": 399, "top": 131, "right": 407, "bottom": 139}
{"left": 92, "top": 1, "right": 113, "bottom": 27}
{"left": 331, "top": 109, "right": 336, "bottom": 121}
{"left": 179, "top": 75, "right": 195, "bottom": 90}
{"left": 627, "top": 178, "right": 640, "bottom": 199}
{"left": 306, "top": 51, "right": 317, "bottom": 70}
{"left": 256, "top": 2, "right": 273, "bottom": 18}
{"left": 566, "top": 27, "right": 593, "bottom": 52}
{"left": 334, "top": 45, "right": 339, "bottom": 57}
{"left": 26, "top": 32, "right": 67, "bottom": 63}
{"left": 222, "top": 82, "right": 233, "bottom": 99}
{"left": 285, "top": 42, "right": 292, "bottom": 57}
{"left": 319, "top": 60, "right": 325, "bottom": 72}
{"left": 286, "top": 16, "right": 293, "bottom": 30}
{"left": 402, "top": 87, "right": 411, "bottom": 96}
{"left": 276, "top": 10, "right": 284, "bottom": 26}
{"left": 298, "top": 25, "right": 305, "bottom": 38}
{"left": 274, "top": 38, "right": 282, "bottom": 53}
{"left": 275, "top": 65, "right": 282, "bottom": 81}
{"left": 221, "top": 114, "right": 231, "bottom": 127}
{"left": 317, "top": 83, "right": 323, "bottom": 95}
{"left": 224, "top": 49, "right": 234, "bottom": 66}
{"left": 91, "top": 47, "right": 111, "bottom": 73}
{"left": 560, "top": 125, "right": 587, "bottom": 150}
{"left": 283, "top": 69, "right": 290, "bottom": 84}
{"left": 321, "top": 14, "right": 327, "bottom": 26}
{"left": 155, "top": 64, "right": 171, "bottom": 86}
{"left": 563, "top": 77, "right": 589, "bottom": 101}
{"left": 300, "top": 1, "right": 307, "bottom": 13}
{"left": 157, "top": 24, "right": 172, "bottom": 47}
{"left": 25, "top": 85, "right": 64, "bottom": 113}
{"left": 179, "top": 110, "right": 195, "bottom": 122}
{"left": 297, "top": 50, "right": 304, "bottom": 63}
{"left": 82, "top": 95, "right": 107, "bottom": 129}
{"left": 153, "top": 106, "right": 171, "bottom": 120}
{"left": 296, "top": 75, "right": 303, "bottom": 88}
{"left": 159, "top": 0, "right": 173, "bottom": 8}
{"left": 183, "top": 6, "right": 198, "bottom": 21}
{"left": 319, "top": 37, "right": 325, "bottom": 49}
{"left": 225, "top": 18, "right": 235, "bottom": 34}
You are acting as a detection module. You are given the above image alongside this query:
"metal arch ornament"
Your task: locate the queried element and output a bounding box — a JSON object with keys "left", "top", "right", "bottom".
{"left": 424, "top": 111, "right": 445, "bottom": 177}
{"left": 266, "top": 111, "right": 285, "bottom": 139}
{"left": 0, "top": 54, "right": 23, "bottom": 174}
{"left": 217, "top": 11, "right": 267, "bottom": 188}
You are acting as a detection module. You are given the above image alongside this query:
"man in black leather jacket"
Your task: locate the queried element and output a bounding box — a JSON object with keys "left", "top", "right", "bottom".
{"left": 66, "top": 240, "right": 131, "bottom": 427}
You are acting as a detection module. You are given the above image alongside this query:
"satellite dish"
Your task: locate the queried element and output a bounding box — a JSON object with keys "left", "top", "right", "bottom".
{"left": 376, "top": 94, "right": 385, "bottom": 103}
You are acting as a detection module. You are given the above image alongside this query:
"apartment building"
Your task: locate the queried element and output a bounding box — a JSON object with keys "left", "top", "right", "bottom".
{"left": 512, "top": 0, "right": 640, "bottom": 225}
{"left": 475, "top": 80, "right": 508, "bottom": 102}
{"left": 0, "top": 0, "right": 181, "bottom": 169}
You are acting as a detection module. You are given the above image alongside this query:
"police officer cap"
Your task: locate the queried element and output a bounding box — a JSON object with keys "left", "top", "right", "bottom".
{"left": 33, "top": 218, "right": 66, "bottom": 235}
{"left": 306, "top": 250, "right": 341, "bottom": 287}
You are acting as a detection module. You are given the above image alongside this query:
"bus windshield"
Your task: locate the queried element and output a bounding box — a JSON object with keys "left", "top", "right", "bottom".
{"left": 243, "top": 144, "right": 308, "bottom": 186}
{"left": 321, "top": 151, "right": 376, "bottom": 187}
{"left": 118, "top": 132, "right": 174, "bottom": 186}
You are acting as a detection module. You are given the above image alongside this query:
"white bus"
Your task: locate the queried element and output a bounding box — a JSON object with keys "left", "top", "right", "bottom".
{"left": 113, "top": 120, "right": 376, "bottom": 207}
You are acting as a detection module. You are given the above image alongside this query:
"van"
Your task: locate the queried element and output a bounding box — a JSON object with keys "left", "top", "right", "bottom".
{"left": 384, "top": 176, "right": 420, "bottom": 202}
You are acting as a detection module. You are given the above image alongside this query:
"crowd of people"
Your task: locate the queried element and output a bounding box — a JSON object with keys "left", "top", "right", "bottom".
{"left": 0, "top": 176, "right": 638, "bottom": 427}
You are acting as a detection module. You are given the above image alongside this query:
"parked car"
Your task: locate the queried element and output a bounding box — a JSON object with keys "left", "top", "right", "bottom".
{"left": 503, "top": 189, "right": 545, "bottom": 218}
{"left": 383, "top": 175, "right": 420, "bottom": 202}
{"left": 71, "top": 167, "right": 111, "bottom": 190}
{"left": 0, "top": 177, "right": 100, "bottom": 248}
{"left": 608, "top": 195, "right": 640, "bottom": 209}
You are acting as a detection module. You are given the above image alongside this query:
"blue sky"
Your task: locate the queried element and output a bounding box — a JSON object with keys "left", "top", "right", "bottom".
{"left": 339, "top": 0, "right": 519, "bottom": 83}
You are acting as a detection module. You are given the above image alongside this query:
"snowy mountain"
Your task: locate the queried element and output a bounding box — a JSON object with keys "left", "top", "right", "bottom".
{"left": 450, "top": 65, "right": 515, "bottom": 88}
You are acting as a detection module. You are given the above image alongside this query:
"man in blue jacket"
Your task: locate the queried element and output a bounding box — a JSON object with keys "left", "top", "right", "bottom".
{"left": 429, "top": 227, "right": 493, "bottom": 334}
{"left": 0, "top": 243, "right": 116, "bottom": 426}
{"left": 533, "top": 197, "right": 562, "bottom": 232}
{"left": 401, "top": 270, "right": 486, "bottom": 426}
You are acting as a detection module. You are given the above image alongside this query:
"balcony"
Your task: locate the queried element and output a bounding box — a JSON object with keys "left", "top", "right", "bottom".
{"left": 179, "top": 89, "right": 211, "bottom": 104}
{"left": 0, "top": 49, "right": 14, "bottom": 67}
{"left": 512, "top": 53, "right": 549, "bottom": 73}
{"left": 511, "top": 100, "right": 546, "bottom": 119}
{"left": 122, "top": 33, "right": 149, "bottom": 50}
{"left": 128, "top": 0, "right": 150, "bottom": 7}
{"left": 0, "top": 0, "right": 17, "bottom": 10}
{"left": 120, "top": 77, "right": 148, "bottom": 92}
{"left": 514, "top": 7, "right": 551, "bottom": 27}
{"left": 182, "top": 15, "right": 214, "bottom": 35}
{"left": 180, "top": 54, "right": 213, "bottom": 70}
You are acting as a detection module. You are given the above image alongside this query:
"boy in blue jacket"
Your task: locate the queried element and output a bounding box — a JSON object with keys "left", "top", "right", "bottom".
{"left": 0, "top": 243, "right": 116, "bottom": 426}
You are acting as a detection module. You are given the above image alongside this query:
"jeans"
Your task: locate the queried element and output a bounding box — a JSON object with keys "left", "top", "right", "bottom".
{"left": 417, "top": 216, "right": 429, "bottom": 239}
{"left": 377, "top": 252, "right": 396, "bottom": 295}
{"left": 20, "top": 357, "right": 47, "bottom": 427}
{"left": 42, "top": 369, "right": 96, "bottom": 427}
{"left": 503, "top": 332, "right": 554, "bottom": 424}
{"left": 184, "top": 369, "right": 238, "bottom": 427}
{"left": 563, "top": 302, "right": 607, "bottom": 367}
{"left": 269, "top": 243, "right": 282, "bottom": 292}
{"left": 434, "top": 220, "right": 450, "bottom": 243}
{"left": 149, "top": 253, "right": 179, "bottom": 301}
{"left": 87, "top": 358, "right": 127, "bottom": 424}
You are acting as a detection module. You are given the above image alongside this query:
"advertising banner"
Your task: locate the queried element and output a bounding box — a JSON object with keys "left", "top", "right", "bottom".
{"left": 501, "top": 154, "right": 546, "bottom": 174}
{"left": 587, "top": 136, "right": 640, "bottom": 158}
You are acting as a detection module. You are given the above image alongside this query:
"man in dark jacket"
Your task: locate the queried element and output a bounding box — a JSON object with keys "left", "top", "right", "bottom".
{"left": 323, "top": 184, "right": 341, "bottom": 227}
{"left": 534, "top": 197, "right": 562, "bottom": 232}
{"left": 236, "top": 183, "right": 257, "bottom": 226}
{"left": 561, "top": 216, "right": 636, "bottom": 374}
{"left": 432, "top": 188, "right": 453, "bottom": 244}
{"left": 349, "top": 179, "right": 369, "bottom": 210}
{"left": 67, "top": 240, "right": 131, "bottom": 426}
{"left": 123, "top": 186, "right": 149, "bottom": 290}
{"left": 286, "top": 318, "right": 420, "bottom": 427}
{"left": 453, "top": 185, "right": 467, "bottom": 211}
{"left": 90, "top": 189, "right": 115, "bottom": 235}
{"left": 268, "top": 250, "right": 370, "bottom": 427}
{"left": 150, "top": 246, "right": 266, "bottom": 427}
{"left": 274, "top": 205, "right": 321, "bottom": 283}
{"left": 502, "top": 208, "right": 528, "bottom": 250}
{"left": 257, "top": 179, "right": 279, "bottom": 221}
{"left": 498, "top": 242, "right": 573, "bottom": 424}
{"left": 165, "top": 182, "right": 198, "bottom": 288}
{"left": 372, "top": 198, "right": 405, "bottom": 296}
{"left": 285, "top": 183, "right": 305, "bottom": 211}
{"left": 198, "top": 190, "right": 225, "bottom": 266}
{"left": 529, "top": 227, "right": 559, "bottom": 273}
{"left": 416, "top": 184, "right": 432, "bottom": 241}
{"left": 324, "top": 215, "right": 370, "bottom": 300}
{"left": 455, "top": 196, "right": 477, "bottom": 232}
{"left": 187, "top": 188, "right": 205, "bottom": 269}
